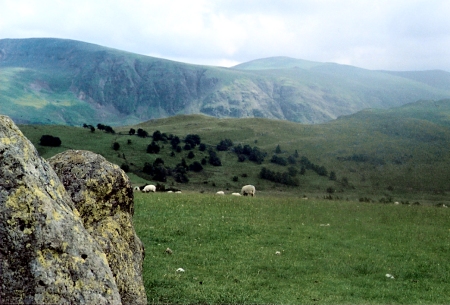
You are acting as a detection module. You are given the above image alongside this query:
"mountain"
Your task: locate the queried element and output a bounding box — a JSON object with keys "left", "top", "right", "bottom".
{"left": 2, "top": 38, "right": 450, "bottom": 126}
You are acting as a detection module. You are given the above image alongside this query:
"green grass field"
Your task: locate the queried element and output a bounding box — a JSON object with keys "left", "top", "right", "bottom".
{"left": 134, "top": 192, "right": 450, "bottom": 304}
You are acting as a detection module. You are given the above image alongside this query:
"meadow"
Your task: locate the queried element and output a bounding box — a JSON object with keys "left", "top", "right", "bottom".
{"left": 134, "top": 192, "right": 450, "bottom": 304}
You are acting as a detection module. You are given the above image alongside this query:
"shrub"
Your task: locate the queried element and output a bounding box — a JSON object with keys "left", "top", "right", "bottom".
{"left": 39, "top": 135, "right": 61, "bottom": 147}
{"left": 171, "top": 136, "right": 181, "bottom": 149}
{"left": 270, "top": 155, "right": 287, "bottom": 166}
{"left": 189, "top": 161, "right": 203, "bottom": 172}
{"left": 137, "top": 128, "right": 148, "bottom": 138}
{"left": 199, "top": 143, "right": 206, "bottom": 151}
{"left": 153, "top": 130, "right": 164, "bottom": 141}
{"left": 129, "top": 128, "right": 136, "bottom": 135}
{"left": 120, "top": 163, "right": 130, "bottom": 172}
{"left": 237, "top": 154, "right": 246, "bottom": 162}
{"left": 275, "top": 144, "right": 281, "bottom": 153}
{"left": 232, "top": 176, "right": 239, "bottom": 182}
{"left": 209, "top": 150, "right": 222, "bottom": 166}
{"left": 185, "top": 134, "right": 201, "bottom": 147}
{"left": 187, "top": 151, "right": 195, "bottom": 159}
{"left": 217, "top": 139, "right": 233, "bottom": 151}
{"left": 147, "top": 141, "right": 161, "bottom": 154}
{"left": 112, "top": 142, "right": 120, "bottom": 151}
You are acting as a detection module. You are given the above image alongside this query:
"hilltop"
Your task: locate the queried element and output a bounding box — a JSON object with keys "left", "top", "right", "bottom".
{"left": 2, "top": 38, "right": 450, "bottom": 125}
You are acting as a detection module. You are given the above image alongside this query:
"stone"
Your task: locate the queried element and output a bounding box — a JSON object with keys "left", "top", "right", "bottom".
{"left": 48, "top": 150, "right": 147, "bottom": 305}
{"left": 0, "top": 115, "right": 121, "bottom": 304}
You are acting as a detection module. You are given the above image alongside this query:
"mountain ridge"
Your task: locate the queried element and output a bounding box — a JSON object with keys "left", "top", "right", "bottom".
{"left": 2, "top": 38, "right": 450, "bottom": 126}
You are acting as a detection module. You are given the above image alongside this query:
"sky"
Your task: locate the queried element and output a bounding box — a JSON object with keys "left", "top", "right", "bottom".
{"left": 1, "top": 0, "right": 450, "bottom": 71}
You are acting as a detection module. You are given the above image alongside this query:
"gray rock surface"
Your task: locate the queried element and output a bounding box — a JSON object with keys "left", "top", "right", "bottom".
{"left": 48, "top": 150, "right": 147, "bottom": 305}
{"left": 0, "top": 115, "right": 121, "bottom": 304}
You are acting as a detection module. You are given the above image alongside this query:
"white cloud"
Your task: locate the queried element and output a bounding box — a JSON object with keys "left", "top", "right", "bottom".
{"left": 1, "top": 0, "right": 450, "bottom": 71}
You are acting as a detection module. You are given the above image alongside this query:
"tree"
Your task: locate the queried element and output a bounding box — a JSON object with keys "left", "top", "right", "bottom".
{"left": 189, "top": 161, "right": 203, "bottom": 172}
{"left": 329, "top": 171, "right": 337, "bottom": 181}
{"left": 120, "top": 163, "right": 130, "bottom": 172}
{"left": 129, "top": 128, "right": 136, "bottom": 135}
{"left": 171, "top": 136, "right": 181, "bottom": 149}
{"left": 275, "top": 144, "right": 281, "bottom": 153}
{"left": 216, "top": 139, "right": 233, "bottom": 151}
{"left": 153, "top": 130, "right": 163, "bottom": 141}
{"left": 208, "top": 150, "right": 222, "bottom": 166}
{"left": 185, "top": 134, "right": 201, "bottom": 147}
{"left": 39, "top": 135, "right": 61, "bottom": 147}
{"left": 137, "top": 128, "right": 148, "bottom": 138}
{"left": 147, "top": 141, "right": 160, "bottom": 154}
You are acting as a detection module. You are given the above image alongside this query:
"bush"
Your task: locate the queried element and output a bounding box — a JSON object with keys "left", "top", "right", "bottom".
{"left": 187, "top": 151, "right": 195, "bottom": 159}
{"left": 129, "top": 128, "right": 136, "bottom": 135}
{"left": 259, "top": 167, "right": 299, "bottom": 186}
{"left": 217, "top": 139, "right": 233, "bottom": 151}
{"left": 147, "top": 141, "right": 161, "bottom": 154}
{"left": 270, "top": 155, "right": 287, "bottom": 166}
{"left": 209, "top": 150, "right": 222, "bottom": 166}
{"left": 137, "top": 128, "right": 149, "bottom": 138}
{"left": 112, "top": 142, "right": 120, "bottom": 151}
{"left": 39, "top": 135, "right": 61, "bottom": 147}
{"left": 120, "top": 163, "right": 130, "bottom": 172}
{"left": 153, "top": 130, "right": 164, "bottom": 141}
{"left": 189, "top": 161, "right": 203, "bottom": 172}
{"left": 232, "top": 176, "right": 239, "bottom": 182}
{"left": 199, "top": 143, "right": 206, "bottom": 151}
{"left": 185, "top": 134, "right": 201, "bottom": 147}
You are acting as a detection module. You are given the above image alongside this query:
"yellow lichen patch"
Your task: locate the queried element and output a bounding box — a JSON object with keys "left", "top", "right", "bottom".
{"left": 35, "top": 250, "right": 51, "bottom": 268}
{"left": 73, "top": 208, "right": 80, "bottom": 218}
{"left": 6, "top": 186, "right": 36, "bottom": 227}
{"left": 52, "top": 210, "right": 63, "bottom": 221}
{"left": 23, "top": 228, "right": 33, "bottom": 235}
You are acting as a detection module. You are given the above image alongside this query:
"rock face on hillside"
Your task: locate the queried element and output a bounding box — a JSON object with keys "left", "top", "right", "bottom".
{"left": 48, "top": 150, "right": 147, "bottom": 305}
{"left": 0, "top": 115, "right": 121, "bottom": 304}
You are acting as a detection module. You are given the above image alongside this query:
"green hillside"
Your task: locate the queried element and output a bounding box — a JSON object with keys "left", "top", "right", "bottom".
{"left": 18, "top": 99, "right": 450, "bottom": 204}
{"left": 2, "top": 38, "right": 450, "bottom": 126}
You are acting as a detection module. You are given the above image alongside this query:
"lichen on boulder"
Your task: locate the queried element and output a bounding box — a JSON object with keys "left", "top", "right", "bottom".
{"left": 0, "top": 115, "right": 121, "bottom": 304}
{"left": 48, "top": 150, "right": 147, "bottom": 305}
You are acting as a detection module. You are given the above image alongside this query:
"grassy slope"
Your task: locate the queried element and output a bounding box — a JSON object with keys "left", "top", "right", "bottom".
{"left": 18, "top": 99, "right": 450, "bottom": 203}
{"left": 135, "top": 193, "right": 450, "bottom": 304}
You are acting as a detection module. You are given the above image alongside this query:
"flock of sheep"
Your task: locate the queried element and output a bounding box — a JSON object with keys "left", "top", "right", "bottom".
{"left": 134, "top": 184, "right": 256, "bottom": 196}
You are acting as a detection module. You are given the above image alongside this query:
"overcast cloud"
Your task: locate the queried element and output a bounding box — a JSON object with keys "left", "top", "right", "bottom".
{"left": 1, "top": 0, "right": 450, "bottom": 71}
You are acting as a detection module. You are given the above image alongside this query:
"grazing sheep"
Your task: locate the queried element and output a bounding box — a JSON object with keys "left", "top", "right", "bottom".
{"left": 175, "top": 191, "right": 182, "bottom": 193}
{"left": 231, "top": 192, "right": 241, "bottom": 196}
{"left": 143, "top": 184, "right": 156, "bottom": 193}
{"left": 216, "top": 191, "right": 225, "bottom": 195}
{"left": 241, "top": 185, "right": 256, "bottom": 197}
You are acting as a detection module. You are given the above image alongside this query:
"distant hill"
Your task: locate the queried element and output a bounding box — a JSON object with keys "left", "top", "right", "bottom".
{"left": 18, "top": 99, "right": 450, "bottom": 199}
{"left": 2, "top": 38, "right": 450, "bottom": 125}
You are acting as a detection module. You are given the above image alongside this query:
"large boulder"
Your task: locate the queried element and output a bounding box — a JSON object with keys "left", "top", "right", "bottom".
{"left": 0, "top": 115, "right": 121, "bottom": 304}
{"left": 48, "top": 150, "right": 147, "bottom": 305}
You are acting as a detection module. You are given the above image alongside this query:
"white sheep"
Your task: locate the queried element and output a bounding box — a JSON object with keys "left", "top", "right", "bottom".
{"left": 241, "top": 185, "right": 256, "bottom": 197}
{"left": 142, "top": 184, "right": 156, "bottom": 193}
{"left": 216, "top": 191, "right": 225, "bottom": 195}
{"left": 231, "top": 193, "right": 241, "bottom": 196}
